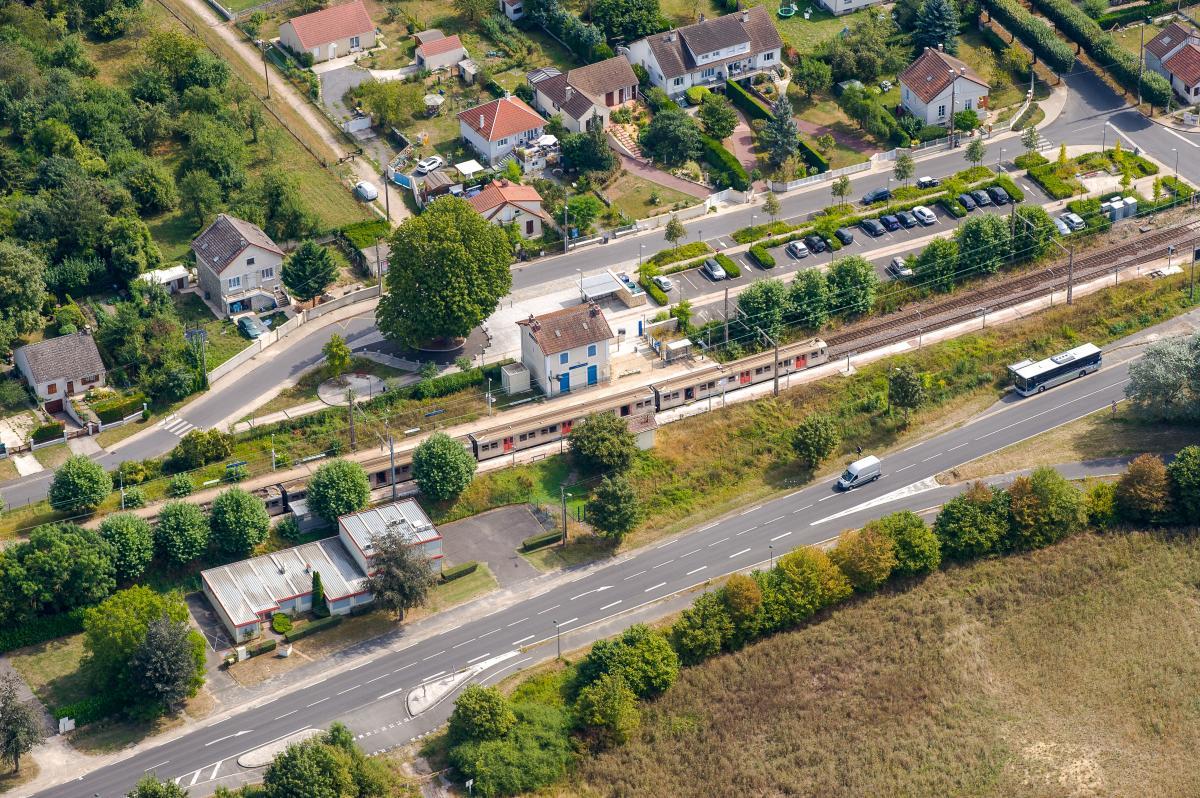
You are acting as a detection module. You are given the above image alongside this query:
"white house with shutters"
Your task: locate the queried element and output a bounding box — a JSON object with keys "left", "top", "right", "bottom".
{"left": 518, "top": 303, "right": 614, "bottom": 396}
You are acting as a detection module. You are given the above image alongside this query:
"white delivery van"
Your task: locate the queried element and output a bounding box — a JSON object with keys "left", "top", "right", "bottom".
{"left": 837, "top": 455, "right": 881, "bottom": 490}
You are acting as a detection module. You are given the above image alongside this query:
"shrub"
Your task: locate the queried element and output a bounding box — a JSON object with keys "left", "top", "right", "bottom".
{"left": 933, "top": 482, "right": 1008, "bottom": 559}
{"left": 1014, "top": 151, "right": 1049, "bottom": 170}
{"left": 249, "top": 638, "right": 277, "bottom": 657}
{"left": 1067, "top": 197, "right": 1110, "bottom": 234}
{"left": 166, "top": 474, "right": 193, "bottom": 497}
{"left": 1005, "top": 467, "right": 1086, "bottom": 550}
{"left": 441, "top": 561, "right": 479, "bottom": 582}
{"left": 31, "top": 421, "right": 65, "bottom": 443}
{"left": 870, "top": 511, "right": 941, "bottom": 576}
{"left": 270, "top": 614, "right": 292, "bottom": 634}
{"left": 796, "top": 138, "right": 830, "bottom": 174}
{"left": 748, "top": 244, "right": 775, "bottom": 268}
{"left": 449, "top": 685, "right": 516, "bottom": 744}
{"left": 574, "top": 625, "right": 679, "bottom": 700}
{"left": 715, "top": 253, "right": 740, "bottom": 278}
{"left": 829, "top": 526, "right": 896, "bottom": 592}
{"left": 670, "top": 592, "right": 734, "bottom": 665}
{"left": 684, "top": 86, "right": 710, "bottom": 106}
{"left": 1116, "top": 453, "right": 1169, "bottom": 523}
{"left": 791, "top": 413, "right": 840, "bottom": 467}
{"left": 647, "top": 241, "right": 711, "bottom": 269}
{"left": 53, "top": 693, "right": 124, "bottom": 726}
{"left": 641, "top": 278, "right": 669, "bottom": 306}
{"left": 725, "top": 78, "right": 772, "bottom": 121}
{"left": 90, "top": 393, "right": 146, "bottom": 424}
{"left": 275, "top": 516, "right": 303, "bottom": 541}
{"left": 340, "top": 219, "right": 391, "bottom": 249}
{"left": 122, "top": 486, "right": 146, "bottom": 508}
{"left": 1084, "top": 481, "right": 1118, "bottom": 528}
{"left": 1167, "top": 445, "right": 1200, "bottom": 524}
{"left": 700, "top": 136, "right": 750, "bottom": 191}
{"left": 987, "top": 174, "right": 1025, "bottom": 202}
{"left": 1027, "top": 163, "right": 1078, "bottom": 199}
{"left": 284, "top": 614, "right": 342, "bottom": 642}
{"left": 48, "top": 454, "right": 112, "bottom": 512}
{"left": 521, "top": 531, "right": 564, "bottom": 551}
{"left": 0, "top": 608, "right": 86, "bottom": 654}
{"left": 413, "top": 432, "right": 476, "bottom": 502}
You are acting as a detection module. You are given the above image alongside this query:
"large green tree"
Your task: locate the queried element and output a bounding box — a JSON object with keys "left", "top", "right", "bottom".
{"left": 154, "top": 501, "right": 210, "bottom": 566}
{"left": 760, "top": 96, "right": 799, "bottom": 166}
{"left": 568, "top": 412, "right": 638, "bottom": 474}
{"left": 574, "top": 672, "right": 640, "bottom": 749}
{"left": 263, "top": 737, "right": 354, "bottom": 798}
{"left": 639, "top": 109, "right": 702, "bottom": 166}
{"left": 698, "top": 93, "right": 738, "bottom": 140}
{"left": 448, "top": 685, "right": 516, "bottom": 744}
{"left": 1011, "top": 205, "right": 1057, "bottom": 261}
{"left": 48, "top": 454, "right": 113, "bottom": 513}
{"left": 914, "top": 0, "right": 959, "bottom": 53}
{"left": 888, "top": 364, "right": 927, "bottom": 419}
{"left": 956, "top": 212, "right": 1011, "bottom": 276}
{"left": 0, "top": 523, "right": 115, "bottom": 624}
{"left": 98, "top": 513, "right": 155, "bottom": 583}
{"left": 868, "top": 511, "right": 941, "bottom": 576}
{"left": 574, "top": 624, "right": 678, "bottom": 699}
{"left": 281, "top": 240, "right": 337, "bottom": 307}
{"left": 913, "top": 237, "right": 959, "bottom": 293}
{"left": 586, "top": 475, "right": 641, "bottom": 542}
{"left": 829, "top": 525, "right": 897, "bottom": 592}
{"left": 378, "top": 197, "right": 512, "bottom": 346}
{"left": 1005, "top": 466, "right": 1085, "bottom": 550}
{"left": 129, "top": 613, "right": 206, "bottom": 712}
{"left": 788, "top": 269, "right": 830, "bottom": 330}
{"left": 412, "top": 432, "right": 476, "bottom": 502}
{"left": 306, "top": 459, "right": 370, "bottom": 524}
{"left": 1116, "top": 453, "right": 1170, "bottom": 523}
{"left": 362, "top": 528, "right": 437, "bottom": 620}
{"left": 0, "top": 242, "right": 47, "bottom": 341}
{"left": 208, "top": 487, "right": 270, "bottom": 557}
{"left": 735, "top": 278, "right": 789, "bottom": 340}
{"left": 178, "top": 169, "right": 221, "bottom": 229}
{"left": 670, "top": 591, "right": 734, "bottom": 664}
{"left": 827, "top": 256, "right": 878, "bottom": 316}
{"left": 933, "top": 482, "right": 1008, "bottom": 560}
{"left": 756, "top": 547, "right": 851, "bottom": 633}
{"left": 0, "top": 673, "right": 43, "bottom": 774}
{"left": 1167, "top": 445, "right": 1200, "bottom": 524}
{"left": 125, "top": 775, "right": 190, "bottom": 798}
{"left": 793, "top": 57, "right": 833, "bottom": 99}
{"left": 792, "top": 413, "right": 840, "bottom": 467}
{"left": 591, "top": 0, "right": 663, "bottom": 43}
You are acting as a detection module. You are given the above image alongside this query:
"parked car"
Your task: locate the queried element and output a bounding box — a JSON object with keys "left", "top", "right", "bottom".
{"left": 1060, "top": 212, "right": 1086, "bottom": 231}
{"left": 786, "top": 240, "right": 810, "bottom": 259}
{"left": 957, "top": 193, "right": 977, "bottom": 212}
{"left": 415, "top": 155, "right": 445, "bottom": 174}
{"left": 912, "top": 206, "right": 937, "bottom": 225}
{"left": 803, "top": 234, "right": 827, "bottom": 253}
{"left": 354, "top": 181, "right": 379, "bottom": 201}
{"left": 970, "top": 189, "right": 993, "bottom": 207}
{"left": 835, "top": 227, "right": 855, "bottom": 245}
{"left": 916, "top": 176, "right": 941, "bottom": 189}
{"left": 237, "top": 315, "right": 268, "bottom": 339}
{"left": 1053, "top": 216, "right": 1072, "bottom": 236}
{"left": 837, "top": 455, "right": 881, "bottom": 490}
{"left": 887, "top": 256, "right": 914, "bottom": 279}
{"left": 879, "top": 214, "right": 901, "bottom": 231}
{"left": 860, "top": 218, "right": 885, "bottom": 237}
{"left": 653, "top": 275, "right": 674, "bottom": 292}
{"left": 702, "top": 257, "right": 727, "bottom": 280}
{"left": 987, "top": 186, "right": 1011, "bottom": 205}
{"left": 896, "top": 210, "right": 918, "bottom": 228}
{"left": 862, "top": 187, "right": 892, "bottom": 205}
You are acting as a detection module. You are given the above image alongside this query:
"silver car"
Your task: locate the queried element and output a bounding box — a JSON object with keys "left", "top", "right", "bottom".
{"left": 1060, "top": 212, "right": 1086, "bottom": 231}
{"left": 702, "top": 258, "right": 727, "bottom": 281}
{"left": 653, "top": 275, "right": 674, "bottom": 291}
{"left": 912, "top": 205, "right": 937, "bottom": 225}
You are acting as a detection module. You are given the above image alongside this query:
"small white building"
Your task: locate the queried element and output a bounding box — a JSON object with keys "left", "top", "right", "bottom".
{"left": 1144, "top": 21, "right": 1200, "bottom": 103}
{"left": 898, "top": 47, "right": 989, "bottom": 127}
{"left": 14, "top": 330, "right": 106, "bottom": 411}
{"left": 414, "top": 32, "right": 467, "bottom": 71}
{"left": 191, "top": 214, "right": 286, "bottom": 318}
{"left": 136, "top": 264, "right": 190, "bottom": 293}
{"left": 278, "top": 0, "right": 376, "bottom": 63}
{"left": 500, "top": 0, "right": 524, "bottom": 20}
{"left": 457, "top": 96, "right": 546, "bottom": 165}
{"left": 337, "top": 500, "right": 444, "bottom": 575}
{"left": 814, "top": 0, "right": 885, "bottom": 15}
{"left": 625, "top": 8, "right": 783, "bottom": 98}
{"left": 518, "top": 303, "right": 614, "bottom": 396}
{"left": 467, "top": 179, "right": 550, "bottom": 238}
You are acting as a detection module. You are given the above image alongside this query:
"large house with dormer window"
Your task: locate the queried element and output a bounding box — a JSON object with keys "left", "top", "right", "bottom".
{"left": 624, "top": 7, "right": 782, "bottom": 99}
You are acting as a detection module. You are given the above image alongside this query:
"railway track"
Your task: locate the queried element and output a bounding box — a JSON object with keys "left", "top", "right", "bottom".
{"left": 824, "top": 222, "right": 1200, "bottom": 356}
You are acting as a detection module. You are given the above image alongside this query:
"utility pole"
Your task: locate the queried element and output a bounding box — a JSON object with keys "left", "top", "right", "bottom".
{"left": 723, "top": 287, "right": 730, "bottom": 344}
{"left": 486, "top": 377, "right": 493, "bottom": 417}
{"left": 375, "top": 238, "right": 383, "bottom": 293}
{"left": 948, "top": 68, "right": 958, "bottom": 150}
{"left": 383, "top": 177, "right": 391, "bottom": 225}
{"left": 1066, "top": 245, "right": 1075, "bottom": 305}
{"left": 756, "top": 327, "right": 780, "bottom": 396}
{"left": 563, "top": 204, "right": 569, "bottom": 254}
{"left": 560, "top": 484, "right": 568, "bottom": 544}
{"left": 1137, "top": 19, "right": 1148, "bottom": 108}
{"left": 386, "top": 431, "right": 396, "bottom": 500}
{"left": 347, "top": 387, "right": 356, "bottom": 451}
{"left": 261, "top": 42, "right": 270, "bottom": 100}
{"left": 1191, "top": 242, "right": 1197, "bottom": 301}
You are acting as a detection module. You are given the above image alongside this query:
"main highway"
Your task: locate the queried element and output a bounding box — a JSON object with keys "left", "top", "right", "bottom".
{"left": 37, "top": 303, "right": 1199, "bottom": 798}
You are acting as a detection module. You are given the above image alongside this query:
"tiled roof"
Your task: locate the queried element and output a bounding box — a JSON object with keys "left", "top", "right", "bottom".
{"left": 468, "top": 179, "right": 549, "bottom": 221}
{"left": 641, "top": 7, "right": 781, "bottom": 79}
{"left": 518, "top": 303, "right": 614, "bottom": 356}
{"left": 338, "top": 500, "right": 441, "bottom": 563}
{"left": 566, "top": 56, "right": 638, "bottom": 101}
{"left": 1164, "top": 42, "right": 1200, "bottom": 87}
{"left": 680, "top": 12, "right": 750, "bottom": 57}
{"left": 17, "top": 331, "right": 105, "bottom": 383}
{"left": 191, "top": 214, "right": 282, "bottom": 274}
{"left": 899, "top": 48, "right": 988, "bottom": 104}
{"left": 740, "top": 5, "right": 784, "bottom": 54}
{"left": 533, "top": 72, "right": 598, "bottom": 120}
{"left": 417, "top": 34, "right": 464, "bottom": 59}
{"left": 1146, "top": 21, "right": 1199, "bottom": 61}
{"left": 457, "top": 96, "right": 545, "bottom": 142}
{"left": 283, "top": 0, "right": 374, "bottom": 50}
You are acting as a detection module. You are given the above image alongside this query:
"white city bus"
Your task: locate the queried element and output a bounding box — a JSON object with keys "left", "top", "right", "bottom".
{"left": 1008, "top": 343, "right": 1102, "bottom": 396}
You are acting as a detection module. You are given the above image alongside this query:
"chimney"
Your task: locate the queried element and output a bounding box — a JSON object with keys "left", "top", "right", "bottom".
{"left": 564, "top": 85, "right": 574, "bottom": 102}
{"left": 938, "top": 42, "right": 943, "bottom": 51}
{"left": 741, "top": 9, "right": 749, "bottom": 21}
{"left": 589, "top": 301, "right": 600, "bottom": 317}
{"left": 478, "top": 114, "right": 485, "bottom": 130}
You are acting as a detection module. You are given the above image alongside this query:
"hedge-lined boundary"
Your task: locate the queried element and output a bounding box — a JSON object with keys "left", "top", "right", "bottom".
{"left": 701, "top": 135, "right": 751, "bottom": 191}
{"left": 91, "top": 392, "right": 146, "bottom": 424}
{"left": 749, "top": 244, "right": 776, "bottom": 268}
{"left": 248, "top": 639, "right": 277, "bottom": 657}
{"left": 1098, "top": 0, "right": 1200, "bottom": 27}
{"left": 725, "top": 79, "right": 772, "bottom": 121}
{"left": 441, "top": 561, "right": 479, "bottom": 582}
{"left": 981, "top": 0, "right": 1076, "bottom": 73}
{"left": 54, "top": 693, "right": 124, "bottom": 727}
{"left": 0, "top": 608, "right": 85, "bottom": 654}
{"left": 284, "top": 614, "right": 343, "bottom": 642}
{"left": 522, "top": 531, "right": 564, "bottom": 551}
{"left": 796, "top": 138, "right": 831, "bottom": 174}
{"left": 31, "top": 421, "right": 64, "bottom": 443}
{"left": 715, "top": 253, "right": 741, "bottom": 278}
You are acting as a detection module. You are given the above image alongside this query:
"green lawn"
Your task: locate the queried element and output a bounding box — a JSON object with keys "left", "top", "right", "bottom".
{"left": 1111, "top": 21, "right": 1168, "bottom": 58}
{"left": 8, "top": 634, "right": 91, "bottom": 713}
{"left": 607, "top": 172, "right": 701, "bottom": 220}
{"left": 173, "top": 294, "right": 253, "bottom": 370}
{"left": 249, "top": 356, "right": 410, "bottom": 418}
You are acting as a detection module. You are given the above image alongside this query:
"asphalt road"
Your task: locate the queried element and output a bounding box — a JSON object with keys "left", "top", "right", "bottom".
{"left": 41, "top": 305, "right": 1199, "bottom": 798}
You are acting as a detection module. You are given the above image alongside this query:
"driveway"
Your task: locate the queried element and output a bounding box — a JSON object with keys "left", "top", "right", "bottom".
{"left": 437, "top": 506, "right": 544, "bottom": 587}
{"left": 319, "top": 65, "right": 373, "bottom": 124}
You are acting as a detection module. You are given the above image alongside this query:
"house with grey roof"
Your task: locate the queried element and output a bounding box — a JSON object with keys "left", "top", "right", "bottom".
{"left": 14, "top": 330, "right": 106, "bottom": 411}
{"left": 526, "top": 56, "right": 639, "bottom": 133}
{"left": 200, "top": 499, "right": 444, "bottom": 642}
{"left": 624, "top": 7, "right": 782, "bottom": 99}
{"left": 191, "top": 214, "right": 287, "bottom": 318}
{"left": 518, "top": 302, "right": 614, "bottom": 396}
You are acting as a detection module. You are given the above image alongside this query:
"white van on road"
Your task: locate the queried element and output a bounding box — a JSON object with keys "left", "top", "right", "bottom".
{"left": 837, "top": 455, "right": 881, "bottom": 490}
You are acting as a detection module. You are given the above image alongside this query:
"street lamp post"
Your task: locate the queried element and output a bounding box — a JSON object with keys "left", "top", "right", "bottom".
{"left": 998, "top": 148, "right": 1005, "bottom": 174}
{"left": 553, "top": 620, "right": 562, "bottom": 659}
{"left": 1173, "top": 148, "right": 1180, "bottom": 180}
{"left": 1137, "top": 17, "right": 1151, "bottom": 107}
{"left": 639, "top": 244, "right": 645, "bottom": 269}
{"left": 769, "top": 544, "right": 775, "bottom": 568}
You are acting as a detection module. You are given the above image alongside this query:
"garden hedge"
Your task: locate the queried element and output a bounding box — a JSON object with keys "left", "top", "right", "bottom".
{"left": 284, "top": 614, "right": 343, "bottom": 642}
{"left": 248, "top": 639, "right": 277, "bottom": 657}
{"left": 441, "top": 561, "right": 480, "bottom": 582}
{"left": 685, "top": 86, "right": 710, "bottom": 106}
{"left": 796, "top": 138, "right": 830, "bottom": 174}
{"left": 341, "top": 219, "right": 392, "bottom": 249}
{"left": 91, "top": 392, "right": 146, "bottom": 424}
{"left": 715, "top": 254, "right": 740, "bottom": 278}
{"left": 31, "top": 421, "right": 64, "bottom": 443}
{"left": 1027, "top": 164, "right": 1078, "bottom": 199}
{"left": 1014, "top": 152, "right": 1049, "bottom": 170}
{"left": 54, "top": 693, "right": 123, "bottom": 726}
{"left": 0, "top": 608, "right": 85, "bottom": 653}
{"left": 981, "top": 0, "right": 1076, "bottom": 73}
{"left": 1098, "top": 0, "right": 1200, "bottom": 27}
{"left": 701, "top": 135, "right": 751, "bottom": 191}
{"left": 725, "top": 79, "right": 773, "bottom": 121}
{"left": 749, "top": 244, "right": 776, "bottom": 268}
{"left": 521, "top": 530, "right": 564, "bottom": 551}
{"left": 640, "top": 277, "right": 669, "bottom": 305}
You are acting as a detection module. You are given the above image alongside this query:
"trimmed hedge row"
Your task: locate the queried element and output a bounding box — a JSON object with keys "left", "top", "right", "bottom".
{"left": 0, "top": 608, "right": 85, "bottom": 654}
{"left": 521, "top": 530, "right": 564, "bottom": 551}
{"left": 91, "top": 392, "right": 146, "bottom": 423}
{"left": 987, "top": 174, "right": 1025, "bottom": 202}
{"left": 1027, "top": 164, "right": 1079, "bottom": 199}
{"left": 1162, "top": 175, "right": 1196, "bottom": 200}
{"left": 748, "top": 244, "right": 775, "bottom": 268}
{"left": 54, "top": 693, "right": 124, "bottom": 726}
{"left": 32, "top": 421, "right": 64, "bottom": 443}
{"left": 796, "top": 138, "right": 830, "bottom": 174}
{"left": 715, "top": 254, "right": 740, "bottom": 278}
{"left": 1014, "top": 151, "right": 1049, "bottom": 170}
{"left": 284, "top": 614, "right": 343, "bottom": 642}
{"left": 640, "top": 277, "right": 669, "bottom": 305}
{"left": 981, "top": 0, "right": 1076, "bottom": 73}
{"left": 732, "top": 220, "right": 795, "bottom": 244}
{"left": 725, "top": 79, "right": 772, "bottom": 121}
{"left": 701, "top": 136, "right": 751, "bottom": 191}
{"left": 441, "top": 561, "right": 480, "bottom": 582}
{"left": 1026, "top": 0, "right": 1173, "bottom": 106}
{"left": 248, "top": 639, "right": 277, "bottom": 657}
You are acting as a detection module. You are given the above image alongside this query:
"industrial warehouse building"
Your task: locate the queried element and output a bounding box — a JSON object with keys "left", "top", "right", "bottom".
{"left": 201, "top": 500, "right": 443, "bottom": 642}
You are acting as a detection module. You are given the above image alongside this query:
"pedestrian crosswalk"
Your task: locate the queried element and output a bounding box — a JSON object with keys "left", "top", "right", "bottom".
{"left": 157, "top": 414, "right": 196, "bottom": 437}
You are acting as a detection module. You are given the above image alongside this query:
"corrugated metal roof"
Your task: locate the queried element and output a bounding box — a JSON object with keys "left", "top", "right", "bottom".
{"left": 338, "top": 500, "right": 440, "bottom": 561}
{"left": 201, "top": 537, "right": 368, "bottom": 627}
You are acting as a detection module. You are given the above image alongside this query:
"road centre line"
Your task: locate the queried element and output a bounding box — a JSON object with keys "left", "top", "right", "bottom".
{"left": 729, "top": 548, "right": 752, "bottom": 559}
{"left": 451, "top": 639, "right": 474, "bottom": 649}
{"left": 623, "top": 570, "right": 647, "bottom": 580}
{"left": 644, "top": 582, "right": 667, "bottom": 593}
{"left": 765, "top": 516, "right": 785, "bottom": 524}
{"left": 558, "top": 617, "right": 580, "bottom": 627}
{"left": 708, "top": 537, "right": 729, "bottom": 547}
{"left": 922, "top": 454, "right": 940, "bottom": 462}
{"left": 895, "top": 464, "right": 915, "bottom": 472}
{"left": 336, "top": 685, "right": 361, "bottom": 696}
{"left": 477, "top": 629, "right": 500, "bottom": 638}
{"left": 365, "top": 675, "right": 388, "bottom": 684}
{"left": 652, "top": 559, "right": 674, "bottom": 569}
{"left": 422, "top": 650, "right": 446, "bottom": 661}
{"left": 306, "top": 697, "right": 329, "bottom": 707}
{"left": 948, "top": 442, "right": 968, "bottom": 450}
{"left": 506, "top": 618, "right": 528, "bottom": 627}
{"left": 818, "top": 495, "right": 836, "bottom": 502}
{"left": 685, "top": 566, "right": 707, "bottom": 576}
{"left": 680, "top": 548, "right": 701, "bottom": 557}
{"left": 736, "top": 526, "right": 758, "bottom": 536}
{"left": 770, "top": 531, "right": 793, "bottom": 542}
{"left": 536, "top": 604, "right": 560, "bottom": 614}
{"left": 394, "top": 663, "right": 415, "bottom": 673}
{"left": 657, "top": 538, "right": 680, "bottom": 548}
{"left": 975, "top": 380, "right": 1127, "bottom": 440}
{"left": 144, "top": 761, "right": 170, "bottom": 772}
{"left": 792, "top": 503, "right": 812, "bottom": 513}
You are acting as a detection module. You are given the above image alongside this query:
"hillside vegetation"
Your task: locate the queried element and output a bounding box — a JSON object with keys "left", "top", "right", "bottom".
{"left": 568, "top": 532, "right": 1200, "bottom": 797}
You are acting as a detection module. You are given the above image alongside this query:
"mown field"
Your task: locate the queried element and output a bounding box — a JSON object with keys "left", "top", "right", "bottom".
{"left": 567, "top": 531, "right": 1200, "bottom": 797}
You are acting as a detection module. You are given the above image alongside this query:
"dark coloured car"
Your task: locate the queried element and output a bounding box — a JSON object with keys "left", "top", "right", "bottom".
{"left": 237, "top": 315, "right": 268, "bottom": 339}
{"left": 957, "top": 193, "right": 977, "bottom": 212}
{"left": 896, "top": 210, "right": 918, "bottom": 228}
{"left": 916, "top": 176, "right": 941, "bottom": 189}
{"left": 880, "top": 214, "right": 901, "bottom": 231}
{"left": 970, "top": 189, "right": 993, "bottom": 207}
{"left": 804, "top": 234, "right": 827, "bottom": 253}
{"left": 862, "top": 187, "right": 892, "bottom": 205}
{"left": 860, "top": 218, "right": 885, "bottom": 237}
{"left": 835, "top": 227, "right": 855, "bottom": 245}
{"left": 987, "top": 186, "right": 1011, "bottom": 205}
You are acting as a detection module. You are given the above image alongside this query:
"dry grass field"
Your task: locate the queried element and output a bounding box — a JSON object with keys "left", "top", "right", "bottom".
{"left": 567, "top": 532, "right": 1200, "bottom": 798}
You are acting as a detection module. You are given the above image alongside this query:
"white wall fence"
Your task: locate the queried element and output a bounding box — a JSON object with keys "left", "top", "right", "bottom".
{"left": 769, "top": 159, "right": 871, "bottom": 194}
{"left": 94, "top": 408, "right": 147, "bottom": 434}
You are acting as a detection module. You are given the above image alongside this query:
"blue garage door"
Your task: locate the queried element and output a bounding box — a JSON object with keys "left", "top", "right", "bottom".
{"left": 587, "top": 365, "right": 598, "bottom": 385}
{"left": 559, "top": 373, "right": 570, "bottom": 394}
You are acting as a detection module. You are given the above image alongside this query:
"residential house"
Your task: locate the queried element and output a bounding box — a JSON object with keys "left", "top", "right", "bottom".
{"left": 457, "top": 96, "right": 546, "bottom": 165}
{"left": 191, "top": 214, "right": 286, "bottom": 318}
{"left": 518, "top": 303, "right": 614, "bottom": 395}
{"left": 201, "top": 499, "right": 443, "bottom": 642}
{"left": 526, "top": 56, "right": 639, "bottom": 133}
{"left": 415, "top": 32, "right": 467, "bottom": 70}
{"left": 278, "top": 0, "right": 376, "bottom": 64}
{"left": 898, "top": 47, "right": 989, "bottom": 126}
{"left": 624, "top": 7, "right": 783, "bottom": 98}
{"left": 467, "top": 179, "right": 551, "bottom": 238}
{"left": 500, "top": 0, "right": 524, "bottom": 20}
{"left": 1145, "top": 21, "right": 1200, "bottom": 103}
{"left": 14, "top": 330, "right": 106, "bottom": 411}
{"left": 814, "top": 0, "right": 884, "bottom": 15}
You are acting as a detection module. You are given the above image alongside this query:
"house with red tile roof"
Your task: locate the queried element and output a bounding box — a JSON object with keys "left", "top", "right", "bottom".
{"left": 1144, "top": 21, "right": 1200, "bottom": 103}
{"left": 518, "top": 303, "right": 614, "bottom": 395}
{"left": 467, "top": 179, "right": 550, "bottom": 238}
{"left": 457, "top": 96, "right": 546, "bottom": 165}
{"left": 899, "top": 47, "right": 988, "bottom": 126}
{"left": 278, "top": 0, "right": 375, "bottom": 63}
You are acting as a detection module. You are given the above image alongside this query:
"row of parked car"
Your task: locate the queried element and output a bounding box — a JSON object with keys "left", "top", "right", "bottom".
{"left": 956, "top": 186, "right": 1014, "bottom": 212}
